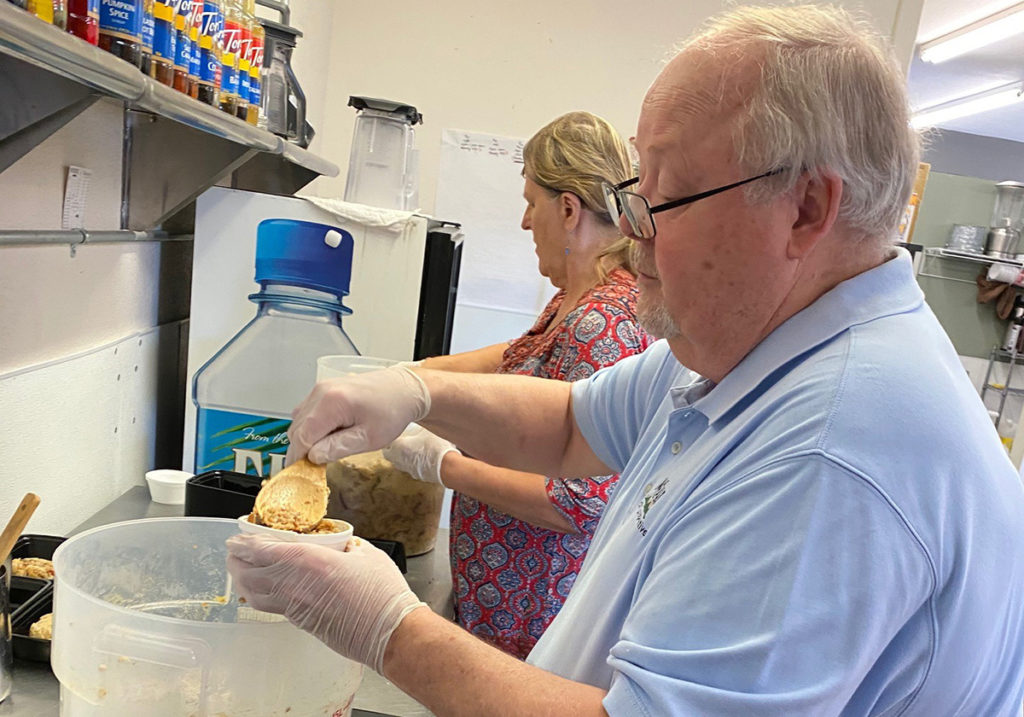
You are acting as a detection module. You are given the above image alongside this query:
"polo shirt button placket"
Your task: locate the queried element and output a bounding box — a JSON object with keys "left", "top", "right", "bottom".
{"left": 671, "top": 441, "right": 682, "bottom": 455}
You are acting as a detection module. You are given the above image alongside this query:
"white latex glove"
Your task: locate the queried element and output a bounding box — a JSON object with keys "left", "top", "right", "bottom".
{"left": 382, "top": 425, "right": 461, "bottom": 486}
{"left": 226, "top": 534, "right": 426, "bottom": 673}
{"left": 286, "top": 365, "right": 431, "bottom": 465}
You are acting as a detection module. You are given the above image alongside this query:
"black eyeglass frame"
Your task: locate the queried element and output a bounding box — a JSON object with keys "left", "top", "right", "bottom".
{"left": 603, "top": 167, "right": 786, "bottom": 239}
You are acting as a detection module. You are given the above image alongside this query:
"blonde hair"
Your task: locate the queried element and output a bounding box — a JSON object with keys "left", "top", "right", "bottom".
{"left": 523, "top": 111, "right": 635, "bottom": 280}
{"left": 685, "top": 4, "right": 920, "bottom": 244}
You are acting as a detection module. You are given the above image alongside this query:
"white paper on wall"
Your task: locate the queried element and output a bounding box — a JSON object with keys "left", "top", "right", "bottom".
{"left": 436, "top": 128, "right": 557, "bottom": 317}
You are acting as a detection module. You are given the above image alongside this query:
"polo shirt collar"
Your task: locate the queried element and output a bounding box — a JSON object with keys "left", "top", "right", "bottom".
{"left": 688, "top": 248, "right": 924, "bottom": 424}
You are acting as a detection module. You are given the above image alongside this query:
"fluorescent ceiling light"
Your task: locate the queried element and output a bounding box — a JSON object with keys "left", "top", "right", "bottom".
{"left": 911, "top": 83, "right": 1023, "bottom": 128}
{"left": 919, "top": 3, "right": 1024, "bottom": 63}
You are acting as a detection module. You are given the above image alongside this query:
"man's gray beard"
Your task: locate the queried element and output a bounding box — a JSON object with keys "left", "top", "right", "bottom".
{"left": 637, "top": 291, "right": 681, "bottom": 340}
{"left": 631, "top": 242, "right": 681, "bottom": 339}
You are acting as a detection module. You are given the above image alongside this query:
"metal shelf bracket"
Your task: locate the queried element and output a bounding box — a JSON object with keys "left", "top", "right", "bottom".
{"left": 0, "top": 2, "right": 339, "bottom": 233}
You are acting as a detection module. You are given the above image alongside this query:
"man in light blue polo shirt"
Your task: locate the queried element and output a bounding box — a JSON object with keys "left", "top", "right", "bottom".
{"left": 226, "top": 5, "right": 1024, "bottom": 715}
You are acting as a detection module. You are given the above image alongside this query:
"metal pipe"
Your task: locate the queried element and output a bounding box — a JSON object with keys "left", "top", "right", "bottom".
{"left": 0, "top": 230, "right": 193, "bottom": 248}
{"left": 255, "top": 0, "right": 290, "bottom": 25}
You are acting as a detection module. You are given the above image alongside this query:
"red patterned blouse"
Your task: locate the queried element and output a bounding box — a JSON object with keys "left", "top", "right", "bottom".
{"left": 449, "top": 268, "right": 654, "bottom": 659}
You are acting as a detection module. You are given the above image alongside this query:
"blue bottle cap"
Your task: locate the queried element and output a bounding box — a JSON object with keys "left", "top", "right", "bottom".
{"left": 254, "top": 219, "right": 354, "bottom": 296}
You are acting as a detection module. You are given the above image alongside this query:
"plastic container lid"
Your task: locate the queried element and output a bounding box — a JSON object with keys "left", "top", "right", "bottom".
{"left": 316, "top": 354, "right": 395, "bottom": 381}
{"left": 347, "top": 96, "right": 422, "bottom": 125}
{"left": 254, "top": 219, "right": 354, "bottom": 297}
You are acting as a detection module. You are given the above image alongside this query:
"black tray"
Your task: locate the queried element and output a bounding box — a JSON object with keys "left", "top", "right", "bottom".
{"left": 12, "top": 533, "right": 66, "bottom": 566}
{"left": 185, "top": 470, "right": 262, "bottom": 519}
{"left": 10, "top": 576, "right": 48, "bottom": 612}
{"left": 11, "top": 582, "right": 52, "bottom": 663}
{"left": 369, "top": 539, "right": 407, "bottom": 574}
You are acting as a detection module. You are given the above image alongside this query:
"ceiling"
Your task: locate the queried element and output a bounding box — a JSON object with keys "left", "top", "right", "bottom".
{"left": 907, "top": 0, "right": 1024, "bottom": 142}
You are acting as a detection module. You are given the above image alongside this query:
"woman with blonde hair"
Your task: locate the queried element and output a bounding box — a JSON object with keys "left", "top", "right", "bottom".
{"left": 383, "top": 110, "right": 653, "bottom": 658}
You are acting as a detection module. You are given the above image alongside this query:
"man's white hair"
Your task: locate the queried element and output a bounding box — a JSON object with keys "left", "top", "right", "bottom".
{"left": 685, "top": 4, "right": 921, "bottom": 244}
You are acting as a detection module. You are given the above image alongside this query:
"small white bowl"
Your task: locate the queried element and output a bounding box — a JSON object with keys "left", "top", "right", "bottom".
{"left": 145, "top": 469, "right": 193, "bottom": 505}
{"left": 236, "top": 515, "right": 354, "bottom": 548}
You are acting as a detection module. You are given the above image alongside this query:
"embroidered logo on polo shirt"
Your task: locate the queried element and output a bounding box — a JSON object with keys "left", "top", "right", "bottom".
{"left": 635, "top": 478, "right": 669, "bottom": 537}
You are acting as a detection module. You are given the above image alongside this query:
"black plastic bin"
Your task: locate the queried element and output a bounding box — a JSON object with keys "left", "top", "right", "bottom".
{"left": 11, "top": 581, "right": 52, "bottom": 663}
{"left": 185, "top": 470, "right": 262, "bottom": 519}
{"left": 10, "top": 576, "right": 48, "bottom": 612}
{"left": 12, "top": 533, "right": 65, "bottom": 564}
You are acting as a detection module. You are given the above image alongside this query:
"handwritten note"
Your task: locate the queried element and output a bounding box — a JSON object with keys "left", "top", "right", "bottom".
{"left": 436, "top": 128, "right": 554, "bottom": 320}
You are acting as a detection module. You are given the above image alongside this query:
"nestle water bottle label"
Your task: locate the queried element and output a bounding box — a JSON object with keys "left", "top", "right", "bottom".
{"left": 195, "top": 407, "right": 290, "bottom": 476}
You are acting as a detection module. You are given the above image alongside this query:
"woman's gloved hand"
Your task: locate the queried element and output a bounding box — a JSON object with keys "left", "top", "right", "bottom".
{"left": 382, "top": 425, "right": 461, "bottom": 486}
{"left": 286, "top": 365, "right": 431, "bottom": 465}
{"left": 226, "top": 534, "right": 426, "bottom": 673}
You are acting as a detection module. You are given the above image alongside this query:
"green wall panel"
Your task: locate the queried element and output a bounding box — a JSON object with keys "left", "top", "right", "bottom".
{"left": 913, "top": 172, "right": 1006, "bottom": 359}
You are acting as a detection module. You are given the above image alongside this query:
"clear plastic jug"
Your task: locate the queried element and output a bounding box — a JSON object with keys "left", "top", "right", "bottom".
{"left": 52, "top": 518, "right": 362, "bottom": 716}
{"left": 343, "top": 96, "right": 422, "bottom": 210}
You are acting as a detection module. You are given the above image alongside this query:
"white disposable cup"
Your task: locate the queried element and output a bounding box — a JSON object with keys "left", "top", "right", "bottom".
{"left": 237, "top": 515, "right": 354, "bottom": 548}
{"left": 145, "top": 469, "right": 194, "bottom": 505}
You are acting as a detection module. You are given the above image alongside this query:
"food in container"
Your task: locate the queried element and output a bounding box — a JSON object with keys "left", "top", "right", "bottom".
{"left": 250, "top": 458, "right": 328, "bottom": 533}
{"left": 241, "top": 458, "right": 353, "bottom": 547}
{"left": 316, "top": 355, "right": 446, "bottom": 556}
{"left": 12, "top": 557, "right": 54, "bottom": 580}
{"left": 326, "top": 451, "right": 445, "bottom": 556}
{"left": 28, "top": 613, "right": 52, "bottom": 640}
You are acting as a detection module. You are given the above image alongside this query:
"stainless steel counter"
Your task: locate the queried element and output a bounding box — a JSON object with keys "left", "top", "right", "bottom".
{"left": 0, "top": 486, "right": 451, "bottom": 717}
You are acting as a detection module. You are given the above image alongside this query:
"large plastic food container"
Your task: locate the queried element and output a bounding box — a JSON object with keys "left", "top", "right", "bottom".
{"left": 318, "top": 355, "right": 446, "bottom": 555}
{"left": 52, "top": 518, "right": 362, "bottom": 716}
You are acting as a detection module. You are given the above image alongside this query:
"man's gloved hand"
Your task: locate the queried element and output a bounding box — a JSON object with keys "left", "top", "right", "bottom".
{"left": 226, "top": 534, "right": 426, "bottom": 673}
{"left": 383, "top": 425, "right": 461, "bottom": 486}
{"left": 286, "top": 365, "right": 431, "bottom": 465}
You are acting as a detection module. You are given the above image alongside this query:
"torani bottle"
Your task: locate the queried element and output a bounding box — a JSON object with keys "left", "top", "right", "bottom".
{"left": 98, "top": 0, "right": 143, "bottom": 67}
{"left": 195, "top": 0, "right": 221, "bottom": 105}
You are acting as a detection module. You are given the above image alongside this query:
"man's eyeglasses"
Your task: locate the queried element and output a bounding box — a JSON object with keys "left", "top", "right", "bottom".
{"left": 601, "top": 168, "right": 785, "bottom": 239}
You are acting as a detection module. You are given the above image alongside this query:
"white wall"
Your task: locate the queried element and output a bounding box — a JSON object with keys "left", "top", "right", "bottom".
{"left": 0, "top": 99, "right": 183, "bottom": 533}
{"left": 304, "top": 0, "right": 925, "bottom": 214}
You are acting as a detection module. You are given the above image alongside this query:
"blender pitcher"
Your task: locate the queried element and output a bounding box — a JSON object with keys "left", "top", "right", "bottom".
{"left": 343, "top": 96, "right": 423, "bottom": 210}
{"left": 260, "top": 18, "right": 308, "bottom": 145}
{"left": 985, "top": 180, "right": 1024, "bottom": 259}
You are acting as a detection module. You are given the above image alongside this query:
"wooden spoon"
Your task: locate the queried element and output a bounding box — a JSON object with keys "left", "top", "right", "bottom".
{"left": 251, "top": 459, "right": 328, "bottom": 533}
{"left": 0, "top": 493, "right": 41, "bottom": 563}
